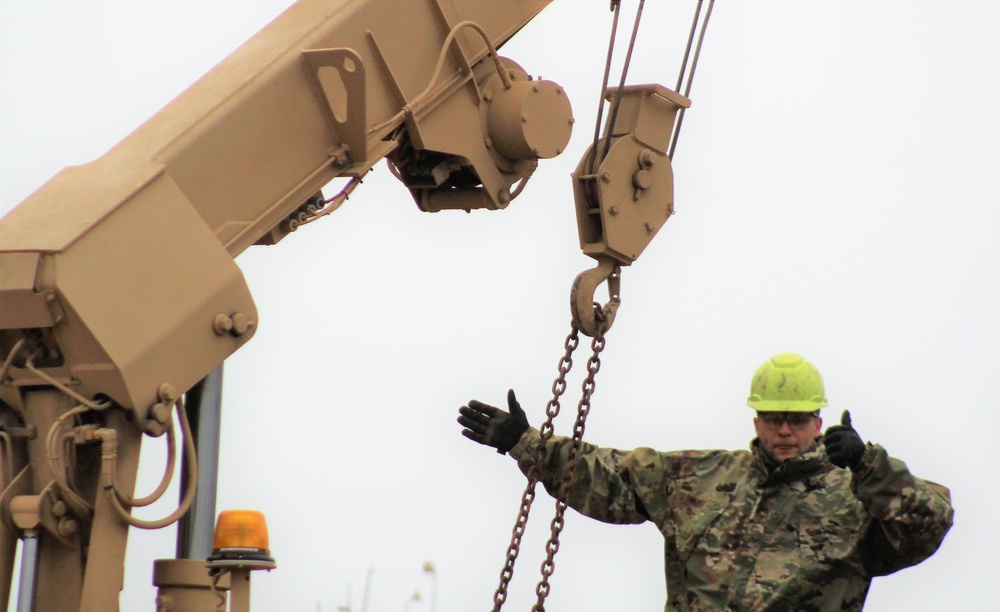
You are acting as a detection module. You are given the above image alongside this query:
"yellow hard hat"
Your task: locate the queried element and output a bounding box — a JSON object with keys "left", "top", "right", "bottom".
{"left": 746, "top": 352, "right": 828, "bottom": 412}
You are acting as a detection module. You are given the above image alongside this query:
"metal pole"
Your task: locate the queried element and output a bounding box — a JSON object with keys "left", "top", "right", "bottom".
{"left": 15, "top": 530, "right": 39, "bottom": 612}
{"left": 177, "top": 365, "right": 224, "bottom": 559}
{"left": 229, "top": 568, "right": 252, "bottom": 612}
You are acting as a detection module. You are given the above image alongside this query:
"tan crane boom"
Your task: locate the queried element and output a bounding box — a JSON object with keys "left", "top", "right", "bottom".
{"left": 0, "top": 0, "right": 688, "bottom": 608}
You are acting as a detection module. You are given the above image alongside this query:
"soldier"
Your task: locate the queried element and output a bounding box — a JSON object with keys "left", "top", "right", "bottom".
{"left": 457, "top": 352, "right": 953, "bottom": 611}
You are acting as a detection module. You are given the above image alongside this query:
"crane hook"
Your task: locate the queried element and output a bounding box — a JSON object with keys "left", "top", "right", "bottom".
{"left": 570, "top": 258, "right": 621, "bottom": 338}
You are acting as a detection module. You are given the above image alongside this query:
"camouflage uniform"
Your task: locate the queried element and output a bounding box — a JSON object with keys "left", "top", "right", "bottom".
{"left": 509, "top": 428, "right": 953, "bottom": 611}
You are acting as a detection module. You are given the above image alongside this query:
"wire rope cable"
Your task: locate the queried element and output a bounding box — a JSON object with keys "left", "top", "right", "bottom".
{"left": 669, "top": 0, "right": 715, "bottom": 159}
{"left": 599, "top": 0, "right": 647, "bottom": 165}
{"left": 587, "top": 1, "right": 623, "bottom": 175}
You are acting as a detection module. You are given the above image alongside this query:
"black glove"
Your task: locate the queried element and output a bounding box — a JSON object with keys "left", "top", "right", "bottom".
{"left": 457, "top": 389, "right": 530, "bottom": 455}
{"left": 823, "top": 409, "right": 866, "bottom": 469}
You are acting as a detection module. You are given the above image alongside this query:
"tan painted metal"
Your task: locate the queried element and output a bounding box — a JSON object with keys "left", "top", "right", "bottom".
{"left": 0, "top": 0, "right": 562, "bottom": 420}
{"left": 0, "top": 1, "right": 567, "bottom": 609}
{"left": 573, "top": 84, "right": 690, "bottom": 265}
{"left": 0, "top": 0, "right": 690, "bottom": 608}
{"left": 569, "top": 84, "right": 690, "bottom": 336}
{"left": 153, "top": 559, "right": 230, "bottom": 611}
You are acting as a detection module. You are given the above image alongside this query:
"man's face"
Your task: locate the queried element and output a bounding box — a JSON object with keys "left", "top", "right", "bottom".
{"left": 754, "top": 412, "right": 823, "bottom": 462}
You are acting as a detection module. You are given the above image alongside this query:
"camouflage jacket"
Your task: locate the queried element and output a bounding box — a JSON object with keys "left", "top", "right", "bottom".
{"left": 510, "top": 428, "right": 953, "bottom": 611}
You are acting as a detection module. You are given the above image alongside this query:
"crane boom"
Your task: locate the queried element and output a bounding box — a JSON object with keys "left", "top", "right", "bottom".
{"left": 0, "top": 1, "right": 572, "bottom": 609}
{"left": 0, "top": 0, "right": 696, "bottom": 607}
{"left": 0, "top": 0, "right": 566, "bottom": 417}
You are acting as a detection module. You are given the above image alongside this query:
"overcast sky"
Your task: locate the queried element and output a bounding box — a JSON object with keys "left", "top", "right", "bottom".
{"left": 2, "top": 1, "right": 998, "bottom": 610}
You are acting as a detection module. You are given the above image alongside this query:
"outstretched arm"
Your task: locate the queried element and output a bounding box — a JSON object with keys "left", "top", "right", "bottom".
{"left": 508, "top": 427, "right": 655, "bottom": 525}
{"left": 456, "top": 391, "right": 654, "bottom": 524}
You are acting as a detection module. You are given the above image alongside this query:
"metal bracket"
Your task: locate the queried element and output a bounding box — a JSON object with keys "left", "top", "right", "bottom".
{"left": 302, "top": 48, "right": 367, "bottom": 165}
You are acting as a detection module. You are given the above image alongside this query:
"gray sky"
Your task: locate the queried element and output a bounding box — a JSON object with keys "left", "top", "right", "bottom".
{"left": 2, "top": 1, "right": 997, "bottom": 610}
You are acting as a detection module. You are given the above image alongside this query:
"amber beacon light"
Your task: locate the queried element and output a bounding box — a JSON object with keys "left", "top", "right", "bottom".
{"left": 207, "top": 509, "right": 276, "bottom": 570}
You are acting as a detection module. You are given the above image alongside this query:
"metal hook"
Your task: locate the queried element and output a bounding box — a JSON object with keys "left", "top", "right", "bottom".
{"left": 570, "top": 258, "right": 621, "bottom": 337}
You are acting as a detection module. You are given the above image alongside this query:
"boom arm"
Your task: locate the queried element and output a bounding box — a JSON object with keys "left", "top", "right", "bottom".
{"left": 0, "top": 0, "right": 569, "bottom": 418}
{"left": 0, "top": 0, "right": 572, "bottom": 608}
{"left": 0, "top": 0, "right": 697, "bottom": 607}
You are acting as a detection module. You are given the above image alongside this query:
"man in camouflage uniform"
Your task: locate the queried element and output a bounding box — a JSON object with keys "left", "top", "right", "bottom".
{"left": 457, "top": 352, "right": 953, "bottom": 611}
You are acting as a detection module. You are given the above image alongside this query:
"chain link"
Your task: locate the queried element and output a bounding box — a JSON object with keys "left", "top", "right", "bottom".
{"left": 532, "top": 322, "right": 607, "bottom": 612}
{"left": 492, "top": 327, "right": 580, "bottom": 611}
{"left": 490, "top": 310, "right": 609, "bottom": 611}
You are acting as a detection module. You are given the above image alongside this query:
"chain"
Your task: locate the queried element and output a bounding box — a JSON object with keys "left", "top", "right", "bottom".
{"left": 491, "top": 328, "right": 580, "bottom": 611}
{"left": 532, "top": 320, "right": 607, "bottom": 612}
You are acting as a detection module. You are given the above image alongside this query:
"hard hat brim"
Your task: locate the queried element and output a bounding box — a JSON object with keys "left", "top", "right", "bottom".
{"left": 747, "top": 398, "right": 827, "bottom": 413}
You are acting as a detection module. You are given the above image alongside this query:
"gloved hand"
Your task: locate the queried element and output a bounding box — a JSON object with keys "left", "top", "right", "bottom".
{"left": 457, "top": 389, "right": 530, "bottom": 455}
{"left": 823, "top": 409, "right": 866, "bottom": 469}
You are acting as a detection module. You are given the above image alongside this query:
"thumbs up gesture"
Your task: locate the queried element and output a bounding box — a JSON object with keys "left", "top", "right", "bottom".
{"left": 823, "top": 410, "right": 866, "bottom": 469}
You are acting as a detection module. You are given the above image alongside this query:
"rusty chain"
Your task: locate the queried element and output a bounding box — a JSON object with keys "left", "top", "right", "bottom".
{"left": 532, "top": 321, "right": 607, "bottom": 612}
{"left": 492, "top": 327, "right": 579, "bottom": 611}
{"left": 491, "top": 307, "right": 610, "bottom": 611}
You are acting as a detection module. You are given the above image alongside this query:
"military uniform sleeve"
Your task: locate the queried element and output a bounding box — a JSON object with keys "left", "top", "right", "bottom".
{"left": 850, "top": 443, "right": 954, "bottom": 575}
{"left": 509, "top": 427, "right": 662, "bottom": 525}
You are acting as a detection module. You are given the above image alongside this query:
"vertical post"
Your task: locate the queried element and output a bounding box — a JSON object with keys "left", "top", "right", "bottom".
{"left": 14, "top": 530, "right": 39, "bottom": 612}
{"left": 153, "top": 559, "right": 230, "bottom": 610}
{"left": 177, "top": 365, "right": 224, "bottom": 560}
{"left": 23, "top": 390, "right": 85, "bottom": 611}
{"left": 229, "top": 568, "right": 252, "bottom": 612}
{"left": 157, "top": 366, "right": 228, "bottom": 609}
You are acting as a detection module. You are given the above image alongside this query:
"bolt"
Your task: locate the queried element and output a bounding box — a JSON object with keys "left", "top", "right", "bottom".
{"left": 142, "top": 419, "right": 166, "bottom": 438}
{"left": 601, "top": 172, "right": 611, "bottom": 183}
{"left": 638, "top": 149, "right": 655, "bottom": 168}
{"left": 484, "top": 137, "right": 493, "bottom": 148}
{"left": 158, "top": 383, "right": 178, "bottom": 403}
{"left": 149, "top": 402, "right": 171, "bottom": 425}
{"left": 483, "top": 91, "right": 493, "bottom": 102}
{"left": 609, "top": 206, "right": 620, "bottom": 216}
{"left": 327, "top": 146, "right": 349, "bottom": 165}
{"left": 58, "top": 517, "right": 77, "bottom": 538}
{"left": 498, "top": 189, "right": 511, "bottom": 205}
{"left": 213, "top": 313, "right": 233, "bottom": 335}
{"left": 51, "top": 501, "right": 67, "bottom": 518}
{"left": 632, "top": 169, "right": 653, "bottom": 190}
{"left": 230, "top": 313, "right": 252, "bottom": 336}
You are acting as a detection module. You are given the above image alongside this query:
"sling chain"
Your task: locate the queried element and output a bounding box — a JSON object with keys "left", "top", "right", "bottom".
{"left": 492, "top": 327, "right": 579, "bottom": 611}
{"left": 488, "top": 1, "right": 715, "bottom": 607}
{"left": 533, "top": 323, "right": 607, "bottom": 612}
{"left": 490, "top": 311, "right": 609, "bottom": 611}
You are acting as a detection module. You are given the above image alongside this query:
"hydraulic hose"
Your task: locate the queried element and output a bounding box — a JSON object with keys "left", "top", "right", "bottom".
{"left": 368, "top": 20, "right": 511, "bottom": 136}
{"left": 99, "top": 397, "right": 198, "bottom": 530}
{"left": 116, "top": 422, "right": 177, "bottom": 508}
